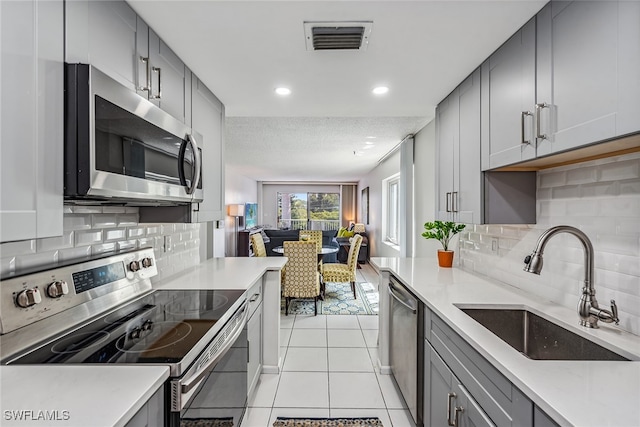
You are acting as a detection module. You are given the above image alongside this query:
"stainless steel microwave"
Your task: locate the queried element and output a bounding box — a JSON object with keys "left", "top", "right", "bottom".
{"left": 64, "top": 64, "right": 203, "bottom": 205}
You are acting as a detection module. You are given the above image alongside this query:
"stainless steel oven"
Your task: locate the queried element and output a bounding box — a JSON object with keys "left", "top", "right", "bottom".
{"left": 64, "top": 64, "right": 202, "bottom": 205}
{"left": 0, "top": 249, "right": 247, "bottom": 426}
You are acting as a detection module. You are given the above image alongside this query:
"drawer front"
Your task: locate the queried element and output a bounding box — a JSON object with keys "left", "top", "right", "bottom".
{"left": 430, "top": 315, "right": 532, "bottom": 427}
{"left": 247, "top": 280, "right": 263, "bottom": 318}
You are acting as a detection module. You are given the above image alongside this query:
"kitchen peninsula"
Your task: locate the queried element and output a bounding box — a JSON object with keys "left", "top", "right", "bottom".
{"left": 372, "top": 257, "right": 640, "bottom": 427}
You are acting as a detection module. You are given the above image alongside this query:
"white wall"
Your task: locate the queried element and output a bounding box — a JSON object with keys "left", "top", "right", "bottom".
{"left": 225, "top": 165, "right": 258, "bottom": 256}
{"left": 459, "top": 152, "right": 640, "bottom": 336}
{"left": 413, "top": 120, "right": 441, "bottom": 258}
{"left": 359, "top": 149, "right": 402, "bottom": 258}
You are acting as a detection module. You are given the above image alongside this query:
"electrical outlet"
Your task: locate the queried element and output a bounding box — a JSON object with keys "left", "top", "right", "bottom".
{"left": 491, "top": 238, "right": 498, "bottom": 253}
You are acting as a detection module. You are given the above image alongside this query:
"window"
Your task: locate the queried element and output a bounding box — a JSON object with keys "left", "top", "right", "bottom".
{"left": 384, "top": 174, "right": 400, "bottom": 245}
{"left": 277, "top": 192, "right": 340, "bottom": 230}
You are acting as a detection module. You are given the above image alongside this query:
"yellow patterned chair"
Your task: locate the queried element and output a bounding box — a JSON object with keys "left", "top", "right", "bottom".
{"left": 299, "top": 229, "right": 323, "bottom": 268}
{"left": 250, "top": 233, "right": 267, "bottom": 257}
{"left": 321, "top": 234, "right": 363, "bottom": 299}
{"left": 282, "top": 241, "right": 321, "bottom": 316}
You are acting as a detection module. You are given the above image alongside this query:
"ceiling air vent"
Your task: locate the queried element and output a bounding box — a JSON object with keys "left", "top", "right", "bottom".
{"left": 304, "top": 21, "right": 373, "bottom": 51}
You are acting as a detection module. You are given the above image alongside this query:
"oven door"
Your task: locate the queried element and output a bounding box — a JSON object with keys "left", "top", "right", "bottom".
{"left": 65, "top": 64, "right": 203, "bottom": 204}
{"left": 167, "top": 302, "right": 248, "bottom": 427}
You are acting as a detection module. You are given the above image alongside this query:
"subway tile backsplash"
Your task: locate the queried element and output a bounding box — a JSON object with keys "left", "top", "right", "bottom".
{"left": 0, "top": 207, "right": 200, "bottom": 283}
{"left": 459, "top": 152, "right": 640, "bottom": 336}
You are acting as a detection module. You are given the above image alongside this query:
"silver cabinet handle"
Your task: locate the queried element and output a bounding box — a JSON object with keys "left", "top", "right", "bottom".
{"left": 250, "top": 293, "right": 260, "bottom": 302}
{"left": 521, "top": 111, "right": 533, "bottom": 145}
{"left": 186, "top": 133, "right": 201, "bottom": 195}
{"left": 152, "top": 66, "right": 162, "bottom": 99}
{"left": 447, "top": 392, "right": 457, "bottom": 426}
{"left": 139, "top": 56, "right": 150, "bottom": 92}
{"left": 446, "top": 192, "right": 452, "bottom": 212}
{"left": 535, "top": 102, "right": 550, "bottom": 140}
{"left": 454, "top": 406, "right": 464, "bottom": 427}
{"left": 452, "top": 191, "right": 458, "bottom": 213}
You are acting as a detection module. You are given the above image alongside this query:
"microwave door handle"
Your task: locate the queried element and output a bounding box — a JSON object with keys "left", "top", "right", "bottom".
{"left": 177, "top": 139, "right": 188, "bottom": 187}
{"left": 187, "top": 134, "right": 201, "bottom": 195}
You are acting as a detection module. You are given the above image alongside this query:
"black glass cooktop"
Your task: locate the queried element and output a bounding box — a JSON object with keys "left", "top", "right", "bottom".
{"left": 11, "top": 289, "right": 245, "bottom": 365}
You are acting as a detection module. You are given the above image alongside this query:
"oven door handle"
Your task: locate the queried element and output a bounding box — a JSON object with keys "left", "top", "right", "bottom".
{"left": 179, "top": 302, "right": 248, "bottom": 394}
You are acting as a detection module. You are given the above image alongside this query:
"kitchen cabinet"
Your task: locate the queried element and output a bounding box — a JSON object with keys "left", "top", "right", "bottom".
{"left": 424, "top": 308, "right": 535, "bottom": 427}
{"left": 0, "top": 0, "right": 63, "bottom": 242}
{"left": 124, "top": 385, "right": 165, "bottom": 427}
{"left": 480, "top": 18, "right": 536, "bottom": 170}
{"left": 536, "top": 1, "right": 640, "bottom": 155}
{"left": 66, "top": 1, "right": 188, "bottom": 124}
{"left": 247, "top": 281, "right": 263, "bottom": 398}
{"left": 436, "top": 69, "right": 482, "bottom": 224}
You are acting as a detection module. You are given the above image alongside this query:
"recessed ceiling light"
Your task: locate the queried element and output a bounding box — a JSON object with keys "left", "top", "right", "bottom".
{"left": 275, "top": 87, "right": 291, "bottom": 96}
{"left": 366, "top": 136, "right": 376, "bottom": 139}
{"left": 365, "top": 141, "right": 375, "bottom": 145}
{"left": 362, "top": 145, "right": 374, "bottom": 150}
{"left": 372, "top": 86, "right": 389, "bottom": 95}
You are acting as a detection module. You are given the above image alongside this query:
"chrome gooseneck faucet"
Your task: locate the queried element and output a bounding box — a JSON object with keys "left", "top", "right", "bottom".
{"left": 523, "top": 225, "right": 619, "bottom": 328}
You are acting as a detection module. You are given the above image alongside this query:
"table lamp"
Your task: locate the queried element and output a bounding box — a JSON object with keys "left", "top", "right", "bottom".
{"left": 353, "top": 223, "right": 366, "bottom": 234}
{"left": 227, "top": 204, "right": 245, "bottom": 256}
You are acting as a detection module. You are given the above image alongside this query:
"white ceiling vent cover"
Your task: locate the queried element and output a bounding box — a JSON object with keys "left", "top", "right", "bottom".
{"left": 304, "top": 21, "right": 373, "bottom": 51}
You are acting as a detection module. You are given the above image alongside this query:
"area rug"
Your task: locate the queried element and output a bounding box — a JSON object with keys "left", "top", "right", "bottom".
{"left": 273, "top": 417, "right": 383, "bottom": 427}
{"left": 181, "top": 418, "right": 234, "bottom": 427}
{"left": 281, "top": 282, "right": 377, "bottom": 315}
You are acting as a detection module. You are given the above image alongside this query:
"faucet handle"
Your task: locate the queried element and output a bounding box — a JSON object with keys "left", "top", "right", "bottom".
{"left": 524, "top": 255, "right": 531, "bottom": 264}
{"left": 610, "top": 300, "right": 619, "bottom": 325}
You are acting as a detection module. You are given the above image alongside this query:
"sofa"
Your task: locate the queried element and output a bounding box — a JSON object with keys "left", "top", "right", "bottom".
{"left": 263, "top": 229, "right": 339, "bottom": 263}
{"left": 335, "top": 232, "right": 369, "bottom": 264}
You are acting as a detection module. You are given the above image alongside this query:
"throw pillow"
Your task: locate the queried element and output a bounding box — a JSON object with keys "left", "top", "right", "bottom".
{"left": 342, "top": 230, "right": 355, "bottom": 238}
{"left": 337, "top": 227, "right": 347, "bottom": 237}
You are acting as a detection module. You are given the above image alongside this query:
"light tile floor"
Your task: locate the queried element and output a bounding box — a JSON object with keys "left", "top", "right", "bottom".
{"left": 241, "top": 264, "right": 415, "bottom": 427}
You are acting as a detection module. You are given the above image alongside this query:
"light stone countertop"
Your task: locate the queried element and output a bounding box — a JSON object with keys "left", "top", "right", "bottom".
{"left": 371, "top": 257, "right": 640, "bottom": 427}
{"left": 153, "top": 256, "right": 287, "bottom": 290}
{"left": 0, "top": 365, "right": 169, "bottom": 427}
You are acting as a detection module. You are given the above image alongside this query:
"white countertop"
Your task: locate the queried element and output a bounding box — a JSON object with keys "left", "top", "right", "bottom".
{"left": 0, "top": 365, "right": 169, "bottom": 427}
{"left": 153, "top": 256, "right": 287, "bottom": 290}
{"left": 371, "top": 257, "right": 640, "bottom": 427}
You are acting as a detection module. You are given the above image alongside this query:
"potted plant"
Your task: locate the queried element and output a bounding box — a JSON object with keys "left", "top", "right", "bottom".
{"left": 421, "top": 220, "right": 466, "bottom": 267}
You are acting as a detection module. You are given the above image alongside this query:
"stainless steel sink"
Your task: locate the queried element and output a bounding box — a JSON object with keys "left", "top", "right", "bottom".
{"left": 460, "top": 308, "right": 630, "bottom": 361}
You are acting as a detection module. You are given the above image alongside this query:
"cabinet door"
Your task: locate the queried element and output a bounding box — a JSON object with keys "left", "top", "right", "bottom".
{"left": 425, "top": 344, "right": 455, "bottom": 427}
{"left": 247, "top": 303, "right": 262, "bottom": 397}
{"left": 536, "top": 1, "right": 637, "bottom": 155}
{"left": 66, "top": 1, "right": 138, "bottom": 91}
{"left": 456, "top": 69, "right": 481, "bottom": 224}
{"left": 1, "top": 0, "right": 63, "bottom": 242}
{"left": 455, "top": 383, "right": 496, "bottom": 427}
{"left": 617, "top": 1, "right": 640, "bottom": 136}
{"left": 192, "top": 77, "right": 225, "bottom": 221}
{"left": 481, "top": 18, "right": 536, "bottom": 170}
{"left": 436, "top": 92, "right": 458, "bottom": 221}
{"left": 148, "top": 29, "right": 187, "bottom": 123}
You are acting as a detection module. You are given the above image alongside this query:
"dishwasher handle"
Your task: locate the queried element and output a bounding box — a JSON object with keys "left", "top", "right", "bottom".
{"left": 388, "top": 282, "right": 417, "bottom": 314}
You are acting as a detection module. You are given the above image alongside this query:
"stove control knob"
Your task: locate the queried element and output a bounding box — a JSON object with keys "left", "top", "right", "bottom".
{"left": 128, "top": 261, "right": 140, "bottom": 272}
{"left": 141, "top": 320, "right": 153, "bottom": 331}
{"left": 141, "top": 257, "right": 153, "bottom": 268}
{"left": 16, "top": 288, "right": 42, "bottom": 308}
{"left": 47, "top": 280, "right": 69, "bottom": 298}
{"left": 129, "top": 327, "right": 142, "bottom": 339}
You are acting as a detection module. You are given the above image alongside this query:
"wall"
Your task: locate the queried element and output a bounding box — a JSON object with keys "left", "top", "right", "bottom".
{"left": 0, "top": 207, "right": 201, "bottom": 283}
{"left": 225, "top": 165, "right": 259, "bottom": 256}
{"left": 413, "top": 120, "right": 441, "bottom": 258}
{"left": 359, "top": 149, "right": 401, "bottom": 258}
{"left": 459, "top": 152, "right": 640, "bottom": 336}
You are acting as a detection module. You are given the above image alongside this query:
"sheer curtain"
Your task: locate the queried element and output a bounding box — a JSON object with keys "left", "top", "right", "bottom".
{"left": 340, "top": 184, "right": 356, "bottom": 227}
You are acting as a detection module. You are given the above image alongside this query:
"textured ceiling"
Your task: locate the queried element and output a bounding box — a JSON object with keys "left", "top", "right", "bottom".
{"left": 128, "top": 0, "right": 547, "bottom": 182}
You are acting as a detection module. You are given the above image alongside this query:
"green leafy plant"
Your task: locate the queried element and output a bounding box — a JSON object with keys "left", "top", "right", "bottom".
{"left": 421, "top": 221, "right": 466, "bottom": 251}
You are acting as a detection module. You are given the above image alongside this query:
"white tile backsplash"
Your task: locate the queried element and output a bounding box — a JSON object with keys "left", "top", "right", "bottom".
{"left": 1, "top": 207, "right": 201, "bottom": 281}
{"left": 460, "top": 152, "right": 640, "bottom": 336}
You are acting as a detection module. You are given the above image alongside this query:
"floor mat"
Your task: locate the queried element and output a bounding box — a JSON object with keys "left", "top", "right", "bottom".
{"left": 282, "top": 282, "right": 378, "bottom": 315}
{"left": 273, "top": 417, "right": 383, "bottom": 427}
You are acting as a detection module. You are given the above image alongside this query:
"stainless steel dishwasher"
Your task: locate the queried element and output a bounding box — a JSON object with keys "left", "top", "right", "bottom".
{"left": 389, "top": 276, "right": 423, "bottom": 426}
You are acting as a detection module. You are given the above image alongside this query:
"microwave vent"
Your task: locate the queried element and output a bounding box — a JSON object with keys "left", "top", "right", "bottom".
{"left": 304, "top": 21, "right": 372, "bottom": 51}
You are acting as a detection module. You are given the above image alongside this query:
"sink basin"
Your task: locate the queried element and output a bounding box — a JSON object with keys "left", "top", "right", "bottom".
{"left": 460, "top": 308, "right": 629, "bottom": 361}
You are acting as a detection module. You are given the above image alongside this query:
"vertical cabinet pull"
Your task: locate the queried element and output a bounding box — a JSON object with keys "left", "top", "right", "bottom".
{"left": 446, "top": 192, "right": 452, "bottom": 213}
{"left": 447, "top": 392, "right": 456, "bottom": 426}
{"left": 152, "top": 67, "right": 162, "bottom": 99}
{"left": 454, "top": 406, "right": 464, "bottom": 427}
{"left": 139, "top": 57, "right": 150, "bottom": 92}
{"left": 535, "top": 102, "right": 550, "bottom": 140}
{"left": 521, "top": 111, "right": 533, "bottom": 145}
{"left": 452, "top": 191, "right": 458, "bottom": 213}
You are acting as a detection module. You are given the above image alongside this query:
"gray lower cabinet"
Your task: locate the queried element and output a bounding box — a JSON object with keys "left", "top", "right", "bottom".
{"left": 247, "top": 281, "right": 263, "bottom": 398}
{"left": 536, "top": 1, "right": 640, "bottom": 155}
{"left": 124, "top": 385, "right": 165, "bottom": 427}
{"left": 424, "top": 307, "right": 560, "bottom": 427}
{"left": 0, "top": 0, "right": 63, "bottom": 243}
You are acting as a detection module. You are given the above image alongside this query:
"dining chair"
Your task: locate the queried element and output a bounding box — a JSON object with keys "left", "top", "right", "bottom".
{"left": 282, "top": 241, "right": 321, "bottom": 316}
{"left": 321, "top": 234, "right": 363, "bottom": 299}
{"left": 299, "top": 229, "right": 323, "bottom": 269}
{"left": 250, "top": 232, "right": 267, "bottom": 257}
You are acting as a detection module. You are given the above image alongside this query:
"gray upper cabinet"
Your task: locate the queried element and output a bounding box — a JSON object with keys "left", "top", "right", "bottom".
{"left": 436, "top": 69, "right": 482, "bottom": 224}
{"left": 1, "top": 0, "right": 64, "bottom": 242}
{"left": 536, "top": 1, "right": 640, "bottom": 155}
{"left": 481, "top": 18, "right": 536, "bottom": 171}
